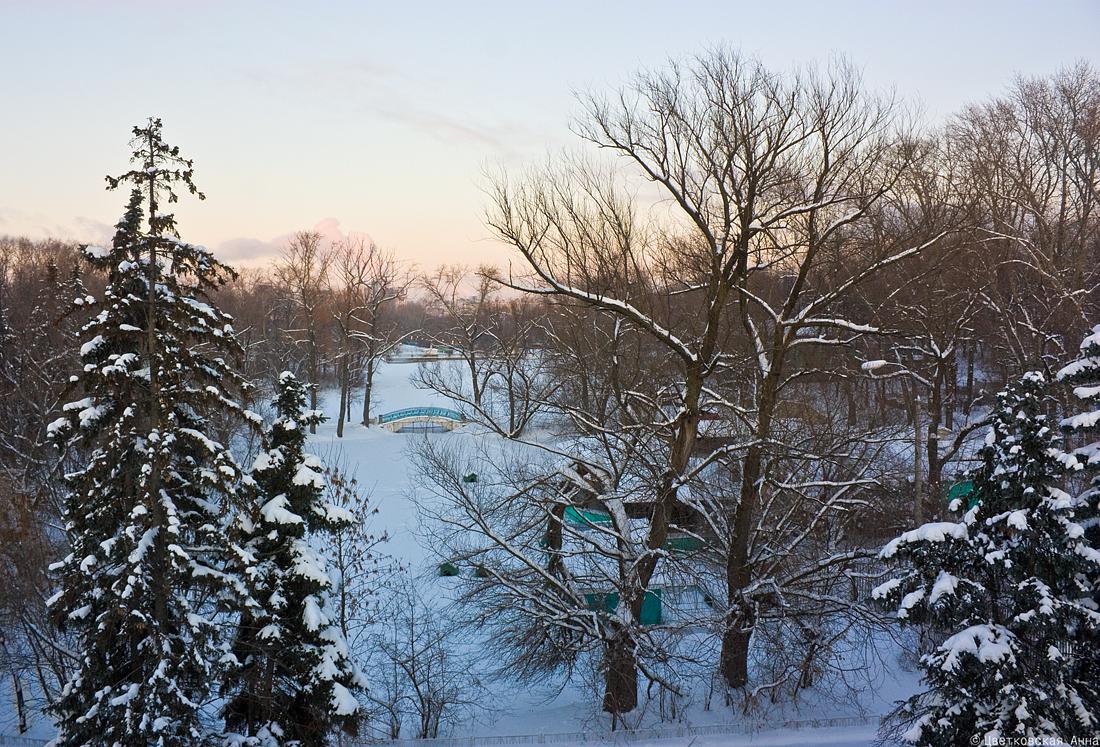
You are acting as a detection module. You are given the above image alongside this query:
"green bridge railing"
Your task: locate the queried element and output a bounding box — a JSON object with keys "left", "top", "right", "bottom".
{"left": 379, "top": 407, "right": 463, "bottom": 424}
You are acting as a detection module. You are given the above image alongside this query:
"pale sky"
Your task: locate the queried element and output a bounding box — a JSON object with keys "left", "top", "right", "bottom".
{"left": 1, "top": 0, "right": 1097, "bottom": 269}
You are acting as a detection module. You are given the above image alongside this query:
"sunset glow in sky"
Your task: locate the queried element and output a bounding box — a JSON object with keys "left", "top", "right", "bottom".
{"left": 1, "top": 0, "right": 1098, "bottom": 268}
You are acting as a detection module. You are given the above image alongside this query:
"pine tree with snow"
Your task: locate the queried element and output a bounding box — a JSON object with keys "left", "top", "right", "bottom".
{"left": 1056, "top": 325, "right": 1100, "bottom": 545}
{"left": 1055, "top": 324, "right": 1100, "bottom": 711}
{"left": 47, "top": 119, "right": 257, "bottom": 746}
{"left": 874, "top": 372, "right": 1100, "bottom": 744}
{"left": 223, "top": 371, "right": 362, "bottom": 746}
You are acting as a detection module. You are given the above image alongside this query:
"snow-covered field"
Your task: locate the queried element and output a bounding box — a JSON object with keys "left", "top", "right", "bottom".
{"left": 1, "top": 358, "right": 918, "bottom": 745}
{"left": 306, "top": 360, "right": 917, "bottom": 746}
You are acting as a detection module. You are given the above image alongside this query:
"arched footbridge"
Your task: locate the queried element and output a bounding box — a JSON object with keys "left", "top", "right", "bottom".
{"left": 377, "top": 406, "right": 465, "bottom": 432}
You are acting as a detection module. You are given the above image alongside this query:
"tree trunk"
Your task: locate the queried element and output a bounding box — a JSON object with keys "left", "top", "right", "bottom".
{"left": 308, "top": 324, "right": 319, "bottom": 434}
{"left": 719, "top": 618, "right": 752, "bottom": 689}
{"left": 468, "top": 352, "right": 482, "bottom": 408}
{"left": 945, "top": 348, "right": 956, "bottom": 431}
{"left": 721, "top": 452, "right": 758, "bottom": 690}
{"left": 10, "top": 670, "right": 26, "bottom": 733}
{"left": 144, "top": 160, "right": 170, "bottom": 634}
{"left": 797, "top": 636, "right": 818, "bottom": 690}
{"left": 912, "top": 391, "right": 924, "bottom": 525}
{"left": 508, "top": 375, "right": 517, "bottom": 435}
{"left": 926, "top": 364, "right": 943, "bottom": 506}
{"left": 964, "top": 339, "right": 976, "bottom": 416}
{"left": 926, "top": 424, "right": 939, "bottom": 513}
{"left": 602, "top": 628, "right": 638, "bottom": 715}
{"left": 545, "top": 504, "right": 566, "bottom": 575}
{"left": 721, "top": 375, "right": 774, "bottom": 690}
{"left": 336, "top": 355, "right": 348, "bottom": 438}
{"left": 845, "top": 377, "right": 857, "bottom": 428}
{"left": 362, "top": 356, "right": 375, "bottom": 426}
{"left": 346, "top": 353, "right": 354, "bottom": 422}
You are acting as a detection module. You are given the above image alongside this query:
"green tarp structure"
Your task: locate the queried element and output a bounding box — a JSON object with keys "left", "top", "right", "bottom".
{"left": 564, "top": 510, "right": 704, "bottom": 554}
{"left": 664, "top": 535, "right": 704, "bottom": 554}
{"left": 564, "top": 506, "right": 613, "bottom": 526}
{"left": 947, "top": 480, "right": 979, "bottom": 510}
{"left": 583, "top": 589, "right": 662, "bottom": 625}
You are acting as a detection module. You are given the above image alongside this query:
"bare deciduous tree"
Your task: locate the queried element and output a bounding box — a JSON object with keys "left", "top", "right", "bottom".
{"left": 949, "top": 62, "right": 1100, "bottom": 375}
{"left": 276, "top": 230, "right": 332, "bottom": 433}
{"left": 417, "top": 266, "right": 498, "bottom": 411}
{"left": 366, "top": 575, "right": 489, "bottom": 739}
{"left": 475, "top": 51, "right": 940, "bottom": 711}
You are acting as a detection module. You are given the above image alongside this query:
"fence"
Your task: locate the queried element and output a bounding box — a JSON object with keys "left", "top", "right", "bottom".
{"left": 1, "top": 713, "right": 879, "bottom": 747}
{"left": 361, "top": 713, "right": 879, "bottom": 747}
{"left": 0, "top": 736, "right": 47, "bottom": 746}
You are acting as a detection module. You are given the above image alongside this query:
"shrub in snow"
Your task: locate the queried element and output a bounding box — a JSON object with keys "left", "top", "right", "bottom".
{"left": 874, "top": 372, "right": 1100, "bottom": 744}
{"left": 367, "top": 574, "right": 490, "bottom": 739}
{"left": 47, "top": 119, "right": 256, "bottom": 747}
{"left": 223, "top": 371, "right": 363, "bottom": 746}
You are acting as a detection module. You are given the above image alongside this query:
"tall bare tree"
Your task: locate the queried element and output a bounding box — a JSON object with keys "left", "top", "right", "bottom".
{"left": 476, "top": 51, "right": 940, "bottom": 709}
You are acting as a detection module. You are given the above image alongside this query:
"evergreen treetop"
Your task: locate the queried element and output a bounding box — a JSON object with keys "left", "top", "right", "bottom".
{"left": 47, "top": 119, "right": 256, "bottom": 747}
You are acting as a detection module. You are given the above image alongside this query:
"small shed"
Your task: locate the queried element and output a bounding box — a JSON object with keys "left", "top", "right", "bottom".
{"left": 583, "top": 589, "right": 663, "bottom": 625}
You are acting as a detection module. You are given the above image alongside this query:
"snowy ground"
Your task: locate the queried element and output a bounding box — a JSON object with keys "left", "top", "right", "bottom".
{"left": 307, "top": 360, "right": 917, "bottom": 745}
{"left": 1, "top": 358, "right": 918, "bottom": 745}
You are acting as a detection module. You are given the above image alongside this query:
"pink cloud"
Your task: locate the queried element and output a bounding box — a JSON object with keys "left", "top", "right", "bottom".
{"left": 214, "top": 218, "right": 376, "bottom": 266}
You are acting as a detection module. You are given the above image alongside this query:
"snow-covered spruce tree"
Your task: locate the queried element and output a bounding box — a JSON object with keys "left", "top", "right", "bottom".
{"left": 873, "top": 372, "right": 1100, "bottom": 744}
{"left": 1056, "top": 324, "right": 1100, "bottom": 709}
{"left": 223, "top": 371, "right": 362, "bottom": 746}
{"left": 47, "top": 119, "right": 256, "bottom": 746}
